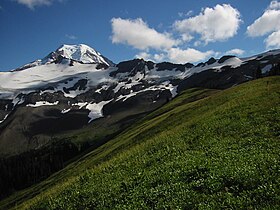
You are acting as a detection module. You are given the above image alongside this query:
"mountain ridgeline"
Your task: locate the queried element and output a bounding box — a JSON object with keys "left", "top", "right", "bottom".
{"left": 0, "top": 44, "right": 280, "bottom": 202}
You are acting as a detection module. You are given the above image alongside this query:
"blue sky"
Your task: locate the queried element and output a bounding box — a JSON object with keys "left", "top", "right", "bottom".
{"left": 0, "top": 0, "right": 280, "bottom": 71}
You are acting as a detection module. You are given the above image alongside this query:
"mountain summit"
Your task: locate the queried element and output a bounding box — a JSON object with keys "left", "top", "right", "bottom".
{"left": 44, "top": 44, "right": 114, "bottom": 66}
{"left": 15, "top": 44, "right": 114, "bottom": 71}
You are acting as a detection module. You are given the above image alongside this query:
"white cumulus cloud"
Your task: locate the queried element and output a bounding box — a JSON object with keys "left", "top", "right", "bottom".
{"left": 13, "top": 0, "right": 64, "bottom": 9}
{"left": 247, "top": 4, "right": 280, "bottom": 37}
{"left": 167, "top": 48, "right": 215, "bottom": 64}
{"left": 111, "top": 18, "right": 179, "bottom": 50}
{"left": 265, "top": 30, "right": 280, "bottom": 48}
{"left": 226, "top": 48, "right": 245, "bottom": 56}
{"left": 247, "top": 1, "right": 280, "bottom": 49}
{"left": 135, "top": 52, "right": 166, "bottom": 63}
{"left": 135, "top": 52, "right": 152, "bottom": 60}
{"left": 136, "top": 48, "right": 216, "bottom": 64}
{"left": 174, "top": 4, "right": 241, "bottom": 44}
{"left": 154, "top": 53, "right": 166, "bottom": 62}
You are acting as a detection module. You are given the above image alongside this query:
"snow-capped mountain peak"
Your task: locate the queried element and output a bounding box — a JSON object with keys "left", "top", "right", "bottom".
{"left": 13, "top": 44, "right": 114, "bottom": 72}
{"left": 43, "top": 44, "right": 114, "bottom": 66}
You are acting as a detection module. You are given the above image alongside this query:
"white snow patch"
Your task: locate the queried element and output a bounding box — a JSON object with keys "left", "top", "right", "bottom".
{"left": 133, "top": 71, "right": 144, "bottom": 81}
{"left": 96, "top": 84, "right": 110, "bottom": 93}
{"left": 73, "top": 102, "right": 88, "bottom": 109}
{"left": 170, "top": 85, "right": 178, "bottom": 97}
{"left": 61, "top": 108, "right": 71, "bottom": 114}
{"left": 26, "top": 101, "right": 59, "bottom": 107}
{"left": 117, "top": 92, "right": 138, "bottom": 101}
{"left": 0, "top": 114, "right": 9, "bottom": 124}
{"left": 113, "top": 77, "right": 142, "bottom": 94}
{"left": 113, "top": 82, "right": 125, "bottom": 93}
{"left": 260, "top": 60, "right": 269, "bottom": 64}
{"left": 262, "top": 64, "right": 272, "bottom": 74}
{"left": 59, "top": 78, "right": 89, "bottom": 98}
{"left": 86, "top": 100, "right": 112, "bottom": 123}
{"left": 12, "top": 97, "right": 25, "bottom": 107}
{"left": 222, "top": 57, "right": 243, "bottom": 68}
{"left": 244, "top": 75, "right": 253, "bottom": 79}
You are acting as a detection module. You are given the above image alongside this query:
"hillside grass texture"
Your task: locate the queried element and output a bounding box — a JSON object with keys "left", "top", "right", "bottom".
{"left": 1, "top": 76, "right": 280, "bottom": 209}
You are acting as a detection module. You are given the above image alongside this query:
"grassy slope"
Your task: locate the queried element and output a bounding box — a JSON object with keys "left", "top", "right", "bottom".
{"left": 2, "top": 76, "right": 280, "bottom": 209}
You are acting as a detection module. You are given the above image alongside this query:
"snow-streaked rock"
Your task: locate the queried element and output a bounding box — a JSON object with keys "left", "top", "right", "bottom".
{"left": 26, "top": 101, "right": 59, "bottom": 107}
{"left": 49, "top": 44, "right": 114, "bottom": 66}
{"left": 0, "top": 45, "right": 279, "bottom": 125}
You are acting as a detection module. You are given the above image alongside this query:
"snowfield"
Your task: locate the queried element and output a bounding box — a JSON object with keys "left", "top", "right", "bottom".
{"left": 0, "top": 63, "right": 117, "bottom": 99}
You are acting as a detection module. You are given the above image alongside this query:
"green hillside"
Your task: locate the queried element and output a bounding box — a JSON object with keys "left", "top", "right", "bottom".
{"left": 1, "top": 76, "right": 280, "bottom": 209}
